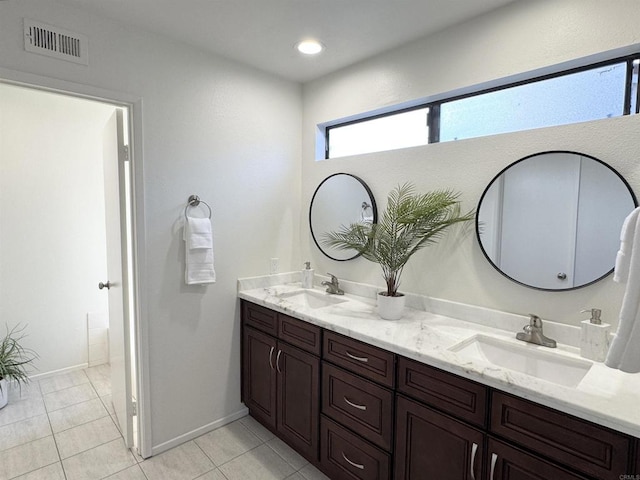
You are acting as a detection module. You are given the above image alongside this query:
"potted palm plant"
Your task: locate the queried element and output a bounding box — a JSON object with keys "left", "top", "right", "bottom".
{"left": 323, "top": 183, "right": 474, "bottom": 320}
{"left": 0, "top": 324, "right": 37, "bottom": 409}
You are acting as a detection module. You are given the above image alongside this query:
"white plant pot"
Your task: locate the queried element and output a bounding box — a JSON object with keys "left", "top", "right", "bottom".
{"left": 0, "top": 378, "right": 8, "bottom": 409}
{"left": 377, "top": 292, "right": 406, "bottom": 320}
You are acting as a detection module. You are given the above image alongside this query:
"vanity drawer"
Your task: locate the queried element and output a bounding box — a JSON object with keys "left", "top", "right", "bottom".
{"left": 323, "top": 331, "right": 395, "bottom": 388}
{"left": 278, "top": 314, "right": 321, "bottom": 356}
{"left": 397, "top": 356, "right": 488, "bottom": 428}
{"left": 322, "top": 363, "right": 394, "bottom": 451}
{"left": 320, "top": 415, "right": 391, "bottom": 480}
{"left": 242, "top": 301, "right": 278, "bottom": 337}
{"left": 490, "top": 391, "right": 632, "bottom": 479}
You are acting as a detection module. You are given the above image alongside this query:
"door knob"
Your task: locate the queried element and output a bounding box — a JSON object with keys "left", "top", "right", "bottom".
{"left": 557, "top": 273, "right": 567, "bottom": 280}
{"left": 99, "top": 281, "right": 111, "bottom": 290}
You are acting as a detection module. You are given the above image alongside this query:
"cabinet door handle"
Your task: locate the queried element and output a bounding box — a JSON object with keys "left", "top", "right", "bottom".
{"left": 343, "top": 396, "right": 367, "bottom": 411}
{"left": 276, "top": 349, "right": 282, "bottom": 373}
{"left": 341, "top": 452, "right": 364, "bottom": 470}
{"left": 489, "top": 452, "right": 498, "bottom": 480}
{"left": 345, "top": 351, "right": 368, "bottom": 363}
{"left": 268, "top": 346, "right": 274, "bottom": 370}
{"left": 470, "top": 442, "right": 478, "bottom": 480}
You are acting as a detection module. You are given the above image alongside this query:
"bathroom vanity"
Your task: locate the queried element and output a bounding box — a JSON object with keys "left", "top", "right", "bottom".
{"left": 238, "top": 275, "right": 640, "bottom": 480}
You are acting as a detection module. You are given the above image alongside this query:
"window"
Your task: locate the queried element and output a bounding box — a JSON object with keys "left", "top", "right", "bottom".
{"left": 327, "top": 107, "right": 429, "bottom": 159}
{"left": 439, "top": 62, "right": 627, "bottom": 142}
{"left": 323, "top": 55, "right": 640, "bottom": 159}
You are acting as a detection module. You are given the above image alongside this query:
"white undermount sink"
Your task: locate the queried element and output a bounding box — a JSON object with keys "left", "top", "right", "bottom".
{"left": 449, "top": 335, "right": 592, "bottom": 388}
{"left": 278, "top": 289, "right": 348, "bottom": 310}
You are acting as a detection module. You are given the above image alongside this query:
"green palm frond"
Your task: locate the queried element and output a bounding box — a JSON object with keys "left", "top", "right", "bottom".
{"left": 323, "top": 183, "right": 474, "bottom": 297}
{"left": 0, "top": 324, "right": 38, "bottom": 393}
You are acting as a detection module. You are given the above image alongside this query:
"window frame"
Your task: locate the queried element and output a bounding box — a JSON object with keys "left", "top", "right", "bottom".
{"left": 323, "top": 53, "right": 640, "bottom": 160}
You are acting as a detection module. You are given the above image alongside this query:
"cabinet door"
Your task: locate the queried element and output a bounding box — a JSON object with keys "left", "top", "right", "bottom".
{"left": 395, "top": 395, "right": 484, "bottom": 480}
{"left": 486, "top": 437, "right": 588, "bottom": 480}
{"left": 277, "top": 340, "right": 320, "bottom": 462}
{"left": 243, "top": 326, "right": 277, "bottom": 430}
{"left": 491, "top": 392, "right": 631, "bottom": 479}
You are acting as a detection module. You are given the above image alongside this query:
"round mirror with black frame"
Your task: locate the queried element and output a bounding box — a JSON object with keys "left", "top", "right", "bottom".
{"left": 476, "top": 151, "right": 637, "bottom": 291}
{"left": 310, "top": 173, "right": 377, "bottom": 261}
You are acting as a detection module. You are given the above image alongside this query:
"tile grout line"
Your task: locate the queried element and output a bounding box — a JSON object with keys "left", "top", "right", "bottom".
{"left": 239, "top": 417, "right": 311, "bottom": 476}
{"left": 84, "top": 366, "right": 146, "bottom": 480}
{"left": 44, "top": 374, "right": 73, "bottom": 480}
{"left": 10, "top": 377, "right": 68, "bottom": 480}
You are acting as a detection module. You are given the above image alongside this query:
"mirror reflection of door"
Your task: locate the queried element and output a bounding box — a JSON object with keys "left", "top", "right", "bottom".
{"left": 500, "top": 153, "right": 580, "bottom": 289}
{"left": 477, "top": 151, "right": 637, "bottom": 290}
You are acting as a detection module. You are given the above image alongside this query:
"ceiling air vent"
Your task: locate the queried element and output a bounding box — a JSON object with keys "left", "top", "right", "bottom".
{"left": 23, "top": 18, "right": 88, "bottom": 65}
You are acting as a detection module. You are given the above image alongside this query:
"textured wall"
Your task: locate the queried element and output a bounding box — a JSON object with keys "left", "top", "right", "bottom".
{"left": 301, "top": 0, "right": 640, "bottom": 328}
{"left": 0, "top": 83, "right": 113, "bottom": 374}
{"left": 0, "top": 0, "right": 302, "bottom": 454}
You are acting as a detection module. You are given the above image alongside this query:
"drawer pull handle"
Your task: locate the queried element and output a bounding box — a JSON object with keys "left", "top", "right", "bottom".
{"left": 345, "top": 351, "right": 369, "bottom": 363}
{"left": 489, "top": 453, "right": 498, "bottom": 480}
{"left": 343, "top": 396, "right": 367, "bottom": 411}
{"left": 276, "top": 350, "right": 282, "bottom": 373}
{"left": 268, "top": 346, "right": 274, "bottom": 370}
{"left": 341, "top": 452, "right": 364, "bottom": 470}
{"left": 470, "top": 442, "right": 478, "bottom": 480}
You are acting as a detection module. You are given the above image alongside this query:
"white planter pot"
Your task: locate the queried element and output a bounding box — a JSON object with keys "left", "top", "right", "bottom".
{"left": 0, "top": 378, "right": 8, "bottom": 409}
{"left": 377, "top": 292, "right": 406, "bottom": 320}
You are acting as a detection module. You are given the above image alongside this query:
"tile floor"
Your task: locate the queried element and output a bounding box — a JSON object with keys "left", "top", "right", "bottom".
{"left": 0, "top": 365, "right": 331, "bottom": 480}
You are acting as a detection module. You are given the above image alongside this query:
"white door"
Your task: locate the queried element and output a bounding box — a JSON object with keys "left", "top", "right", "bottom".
{"left": 102, "top": 109, "right": 133, "bottom": 447}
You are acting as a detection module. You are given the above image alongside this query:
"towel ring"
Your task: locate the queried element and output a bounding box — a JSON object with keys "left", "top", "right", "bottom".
{"left": 184, "top": 195, "right": 212, "bottom": 219}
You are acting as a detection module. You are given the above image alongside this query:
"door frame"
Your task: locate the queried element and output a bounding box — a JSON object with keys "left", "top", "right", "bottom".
{"left": 0, "top": 66, "right": 151, "bottom": 458}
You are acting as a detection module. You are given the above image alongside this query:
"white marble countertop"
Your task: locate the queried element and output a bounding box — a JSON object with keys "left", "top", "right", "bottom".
{"left": 238, "top": 273, "right": 640, "bottom": 438}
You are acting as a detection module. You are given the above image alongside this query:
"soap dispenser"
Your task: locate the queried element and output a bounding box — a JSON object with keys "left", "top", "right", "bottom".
{"left": 301, "top": 261, "right": 314, "bottom": 289}
{"left": 580, "top": 308, "right": 611, "bottom": 362}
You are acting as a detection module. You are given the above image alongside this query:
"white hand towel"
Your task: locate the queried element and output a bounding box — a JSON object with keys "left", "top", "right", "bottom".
{"left": 184, "top": 217, "right": 216, "bottom": 285}
{"left": 605, "top": 207, "right": 640, "bottom": 372}
{"left": 186, "top": 217, "right": 213, "bottom": 250}
{"left": 613, "top": 207, "right": 640, "bottom": 283}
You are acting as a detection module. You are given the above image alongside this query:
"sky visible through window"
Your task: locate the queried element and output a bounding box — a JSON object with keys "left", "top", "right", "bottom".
{"left": 439, "top": 63, "right": 627, "bottom": 142}
{"left": 325, "top": 59, "right": 635, "bottom": 159}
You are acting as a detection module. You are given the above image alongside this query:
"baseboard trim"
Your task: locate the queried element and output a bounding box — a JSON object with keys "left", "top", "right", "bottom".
{"left": 149, "top": 406, "right": 249, "bottom": 458}
{"left": 30, "top": 363, "right": 89, "bottom": 381}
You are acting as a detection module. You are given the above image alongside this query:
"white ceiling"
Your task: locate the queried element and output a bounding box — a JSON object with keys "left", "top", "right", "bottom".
{"left": 54, "top": 0, "right": 517, "bottom": 83}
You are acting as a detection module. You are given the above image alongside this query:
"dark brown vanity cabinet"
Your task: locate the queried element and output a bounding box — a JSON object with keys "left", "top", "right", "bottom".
{"left": 241, "top": 301, "right": 636, "bottom": 480}
{"left": 395, "top": 357, "right": 487, "bottom": 480}
{"left": 486, "top": 438, "right": 588, "bottom": 480}
{"left": 320, "top": 331, "right": 395, "bottom": 480}
{"left": 241, "top": 301, "right": 321, "bottom": 462}
{"left": 396, "top": 357, "right": 631, "bottom": 480}
{"left": 394, "top": 394, "right": 590, "bottom": 480}
{"left": 490, "top": 392, "right": 631, "bottom": 480}
{"left": 395, "top": 394, "right": 484, "bottom": 480}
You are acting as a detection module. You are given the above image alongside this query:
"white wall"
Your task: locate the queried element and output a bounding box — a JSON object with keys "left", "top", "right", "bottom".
{"left": 0, "top": 0, "right": 302, "bottom": 454}
{"left": 302, "top": 0, "right": 640, "bottom": 329}
{"left": 0, "top": 83, "right": 113, "bottom": 374}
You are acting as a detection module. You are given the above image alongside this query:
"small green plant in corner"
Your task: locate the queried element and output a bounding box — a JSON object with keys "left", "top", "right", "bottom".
{"left": 322, "top": 183, "right": 475, "bottom": 297}
{"left": 0, "top": 324, "right": 38, "bottom": 406}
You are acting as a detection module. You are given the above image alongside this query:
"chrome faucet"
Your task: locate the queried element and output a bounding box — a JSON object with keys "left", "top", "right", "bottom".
{"left": 321, "top": 273, "right": 344, "bottom": 295}
{"left": 516, "top": 314, "right": 557, "bottom": 348}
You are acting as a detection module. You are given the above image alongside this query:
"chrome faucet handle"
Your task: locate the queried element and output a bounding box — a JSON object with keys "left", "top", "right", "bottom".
{"left": 528, "top": 314, "right": 542, "bottom": 329}
{"left": 327, "top": 273, "right": 339, "bottom": 284}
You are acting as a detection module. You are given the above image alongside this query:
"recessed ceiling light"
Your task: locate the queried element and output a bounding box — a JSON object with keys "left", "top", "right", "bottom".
{"left": 296, "top": 40, "right": 324, "bottom": 55}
